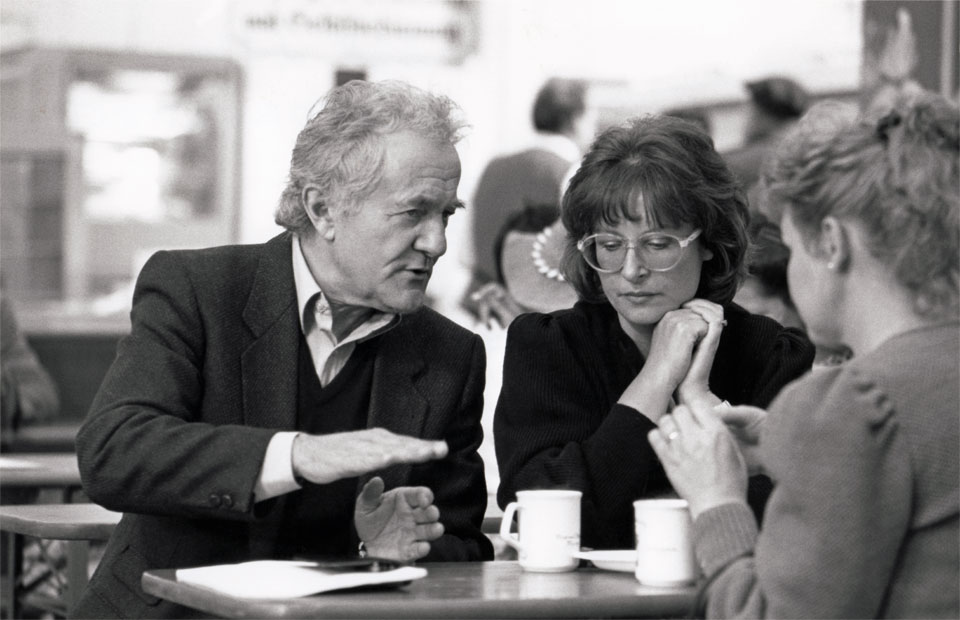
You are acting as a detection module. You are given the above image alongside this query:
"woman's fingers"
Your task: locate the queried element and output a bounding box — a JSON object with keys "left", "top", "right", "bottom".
{"left": 719, "top": 405, "right": 766, "bottom": 429}
{"left": 684, "top": 399, "right": 724, "bottom": 429}
{"left": 682, "top": 298, "right": 725, "bottom": 324}
{"left": 647, "top": 428, "right": 672, "bottom": 460}
{"left": 671, "top": 404, "right": 700, "bottom": 431}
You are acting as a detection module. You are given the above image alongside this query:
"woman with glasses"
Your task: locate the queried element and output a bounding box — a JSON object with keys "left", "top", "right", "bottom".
{"left": 649, "top": 93, "right": 959, "bottom": 617}
{"left": 493, "top": 114, "right": 815, "bottom": 551}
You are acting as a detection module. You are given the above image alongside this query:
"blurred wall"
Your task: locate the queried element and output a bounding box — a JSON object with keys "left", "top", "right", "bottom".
{"left": 1, "top": 0, "right": 867, "bottom": 318}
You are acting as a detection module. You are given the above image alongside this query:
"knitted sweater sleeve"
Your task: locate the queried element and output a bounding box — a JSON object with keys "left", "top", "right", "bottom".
{"left": 493, "top": 312, "right": 661, "bottom": 548}
{"left": 694, "top": 367, "right": 913, "bottom": 618}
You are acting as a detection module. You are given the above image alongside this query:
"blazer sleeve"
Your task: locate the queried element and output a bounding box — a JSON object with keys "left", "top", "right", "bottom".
{"left": 76, "top": 251, "right": 275, "bottom": 521}
{"left": 694, "top": 369, "right": 913, "bottom": 618}
{"left": 420, "top": 332, "right": 494, "bottom": 561}
{"left": 494, "top": 312, "right": 662, "bottom": 548}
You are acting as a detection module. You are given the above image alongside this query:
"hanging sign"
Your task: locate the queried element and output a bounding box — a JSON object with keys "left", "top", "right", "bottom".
{"left": 231, "top": 0, "right": 478, "bottom": 63}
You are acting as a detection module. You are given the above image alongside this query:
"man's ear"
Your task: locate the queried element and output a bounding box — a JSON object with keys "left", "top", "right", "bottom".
{"left": 820, "top": 216, "right": 850, "bottom": 271}
{"left": 302, "top": 185, "right": 336, "bottom": 241}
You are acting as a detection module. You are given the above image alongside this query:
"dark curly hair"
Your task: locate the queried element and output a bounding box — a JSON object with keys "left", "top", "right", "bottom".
{"left": 560, "top": 114, "right": 750, "bottom": 304}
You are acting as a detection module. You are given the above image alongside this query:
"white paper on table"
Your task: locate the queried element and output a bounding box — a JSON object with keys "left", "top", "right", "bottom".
{"left": 175, "top": 560, "right": 427, "bottom": 599}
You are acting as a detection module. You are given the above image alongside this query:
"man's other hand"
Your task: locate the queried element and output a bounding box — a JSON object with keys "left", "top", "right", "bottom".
{"left": 354, "top": 477, "right": 444, "bottom": 562}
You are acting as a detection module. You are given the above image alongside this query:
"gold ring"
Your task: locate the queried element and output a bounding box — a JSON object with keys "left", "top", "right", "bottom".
{"left": 667, "top": 431, "right": 679, "bottom": 442}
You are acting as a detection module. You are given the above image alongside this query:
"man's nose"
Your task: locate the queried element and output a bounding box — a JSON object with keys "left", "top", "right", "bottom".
{"left": 415, "top": 217, "right": 447, "bottom": 258}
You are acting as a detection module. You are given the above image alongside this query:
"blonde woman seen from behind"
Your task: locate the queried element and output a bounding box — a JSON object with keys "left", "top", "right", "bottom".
{"left": 649, "top": 91, "right": 959, "bottom": 618}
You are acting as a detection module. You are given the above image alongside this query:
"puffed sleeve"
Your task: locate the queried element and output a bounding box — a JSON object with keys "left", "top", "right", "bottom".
{"left": 694, "top": 367, "right": 913, "bottom": 618}
{"left": 494, "top": 311, "right": 662, "bottom": 548}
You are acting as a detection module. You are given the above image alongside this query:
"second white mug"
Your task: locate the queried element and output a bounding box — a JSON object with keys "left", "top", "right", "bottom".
{"left": 633, "top": 498, "right": 697, "bottom": 586}
{"left": 499, "top": 489, "right": 582, "bottom": 572}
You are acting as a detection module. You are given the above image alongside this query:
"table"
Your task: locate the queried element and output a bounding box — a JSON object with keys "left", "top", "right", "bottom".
{"left": 4, "top": 422, "right": 82, "bottom": 454}
{"left": 0, "top": 503, "right": 121, "bottom": 618}
{"left": 142, "top": 561, "right": 696, "bottom": 618}
{"left": 0, "top": 453, "right": 82, "bottom": 496}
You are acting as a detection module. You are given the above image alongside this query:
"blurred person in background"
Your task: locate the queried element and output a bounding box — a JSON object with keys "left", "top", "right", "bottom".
{"left": 74, "top": 80, "right": 493, "bottom": 619}
{"left": 494, "top": 115, "right": 814, "bottom": 551}
{"left": 650, "top": 91, "right": 959, "bottom": 618}
{"left": 470, "top": 203, "right": 579, "bottom": 329}
{"left": 663, "top": 106, "right": 713, "bottom": 137}
{"left": 0, "top": 294, "right": 60, "bottom": 443}
{"left": 723, "top": 76, "right": 809, "bottom": 192}
{"left": 1, "top": 293, "right": 60, "bottom": 505}
{"left": 735, "top": 212, "right": 852, "bottom": 366}
{"left": 466, "top": 77, "right": 597, "bottom": 322}
{"left": 734, "top": 212, "right": 804, "bottom": 330}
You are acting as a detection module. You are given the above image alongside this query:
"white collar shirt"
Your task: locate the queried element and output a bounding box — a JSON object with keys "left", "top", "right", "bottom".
{"left": 291, "top": 234, "right": 399, "bottom": 387}
{"left": 253, "top": 236, "right": 399, "bottom": 502}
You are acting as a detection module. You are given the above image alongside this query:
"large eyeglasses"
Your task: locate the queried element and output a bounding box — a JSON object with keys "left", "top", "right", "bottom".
{"left": 577, "top": 229, "right": 702, "bottom": 273}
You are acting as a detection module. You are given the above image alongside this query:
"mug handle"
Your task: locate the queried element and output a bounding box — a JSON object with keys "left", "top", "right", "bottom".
{"left": 499, "top": 501, "right": 522, "bottom": 552}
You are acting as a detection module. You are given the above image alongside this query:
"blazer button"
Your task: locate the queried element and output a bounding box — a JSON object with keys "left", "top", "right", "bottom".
{"left": 208, "top": 493, "right": 222, "bottom": 507}
{"left": 222, "top": 494, "right": 234, "bottom": 508}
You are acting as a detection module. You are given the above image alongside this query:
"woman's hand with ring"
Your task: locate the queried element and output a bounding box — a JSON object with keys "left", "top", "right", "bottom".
{"left": 648, "top": 402, "right": 748, "bottom": 519}
{"left": 658, "top": 414, "right": 681, "bottom": 444}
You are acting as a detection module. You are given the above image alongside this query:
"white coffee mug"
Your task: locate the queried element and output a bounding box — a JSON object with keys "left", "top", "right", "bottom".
{"left": 633, "top": 498, "right": 697, "bottom": 586}
{"left": 499, "top": 489, "right": 582, "bottom": 572}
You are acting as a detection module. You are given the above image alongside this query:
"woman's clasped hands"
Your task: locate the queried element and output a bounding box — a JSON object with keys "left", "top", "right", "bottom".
{"left": 672, "top": 298, "right": 727, "bottom": 406}
{"left": 624, "top": 298, "right": 727, "bottom": 412}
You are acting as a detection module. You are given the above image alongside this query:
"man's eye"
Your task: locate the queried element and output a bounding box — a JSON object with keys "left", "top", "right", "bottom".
{"left": 403, "top": 210, "right": 423, "bottom": 221}
{"left": 442, "top": 210, "right": 456, "bottom": 225}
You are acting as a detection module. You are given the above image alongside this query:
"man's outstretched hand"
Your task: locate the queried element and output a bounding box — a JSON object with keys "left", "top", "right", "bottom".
{"left": 291, "top": 428, "right": 448, "bottom": 484}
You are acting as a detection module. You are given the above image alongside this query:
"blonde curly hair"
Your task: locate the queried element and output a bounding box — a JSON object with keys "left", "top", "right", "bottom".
{"left": 759, "top": 90, "right": 959, "bottom": 320}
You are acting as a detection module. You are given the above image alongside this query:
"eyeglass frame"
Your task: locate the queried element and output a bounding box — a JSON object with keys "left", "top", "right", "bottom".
{"left": 576, "top": 229, "right": 703, "bottom": 273}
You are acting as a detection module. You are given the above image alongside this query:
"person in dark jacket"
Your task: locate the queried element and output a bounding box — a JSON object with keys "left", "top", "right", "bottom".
{"left": 494, "top": 114, "right": 814, "bottom": 550}
{"left": 75, "top": 80, "right": 492, "bottom": 619}
{"left": 722, "top": 76, "right": 810, "bottom": 192}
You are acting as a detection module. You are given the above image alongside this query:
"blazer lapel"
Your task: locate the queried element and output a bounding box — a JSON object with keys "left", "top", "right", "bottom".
{"left": 241, "top": 233, "right": 299, "bottom": 431}
{"left": 366, "top": 320, "right": 429, "bottom": 489}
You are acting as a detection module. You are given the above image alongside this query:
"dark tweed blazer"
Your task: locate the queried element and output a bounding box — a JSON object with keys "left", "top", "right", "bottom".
{"left": 75, "top": 233, "right": 492, "bottom": 618}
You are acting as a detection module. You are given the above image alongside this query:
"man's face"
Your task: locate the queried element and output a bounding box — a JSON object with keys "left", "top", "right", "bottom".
{"left": 323, "top": 131, "right": 462, "bottom": 314}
